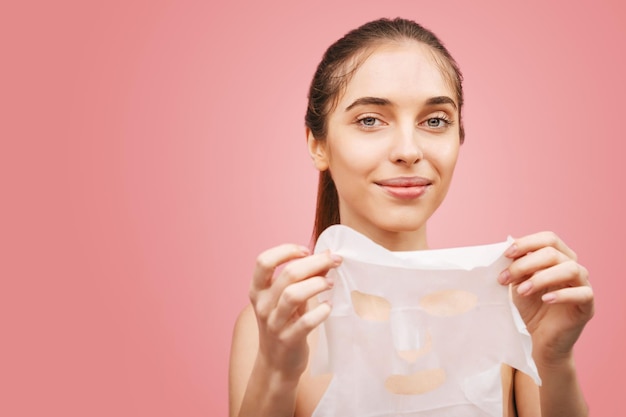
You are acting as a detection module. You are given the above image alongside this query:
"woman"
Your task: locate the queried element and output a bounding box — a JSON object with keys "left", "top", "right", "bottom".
{"left": 229, "top": 17, "right": 594, "bottom": 417}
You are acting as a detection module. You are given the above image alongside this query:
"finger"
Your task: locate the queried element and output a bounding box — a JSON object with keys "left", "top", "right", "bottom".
{"left": 268, "top": 276, "right": 333, "bottom": 331}
{"left": 252, "top": 250, "right": 339, "bottom": 324}
{"left": 499, "top": 245, "right": 570, "bottom": 285}
{"left": 269, "top": 251, "right": 341, "bottom": 301}
{"left": 279, "top": 301, "right": 333, "bottom": 344}
{"left": 505, "top": 231, "right": 577, "bottom": 261}
{"left": 541, "top": 286, "right": 595, "bottom": 316}
{"left": 516, "top": 260, "right": 589, "bottom": 297}
{"left": 251, "top": 244, "right": 310, "bottom": 293}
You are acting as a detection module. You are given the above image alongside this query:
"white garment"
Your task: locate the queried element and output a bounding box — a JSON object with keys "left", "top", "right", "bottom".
{"left": 311, "top": 225, "right": 540, "bottom": 417}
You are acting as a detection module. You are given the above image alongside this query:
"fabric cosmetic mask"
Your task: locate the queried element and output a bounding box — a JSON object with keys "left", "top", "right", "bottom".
{"left": 311, "top": 225, "right": 540, "bottom": 417}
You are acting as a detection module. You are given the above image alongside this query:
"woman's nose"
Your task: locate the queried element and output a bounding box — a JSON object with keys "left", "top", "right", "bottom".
{"left": 389, "top": 125, "right": 423, "bottom": 165}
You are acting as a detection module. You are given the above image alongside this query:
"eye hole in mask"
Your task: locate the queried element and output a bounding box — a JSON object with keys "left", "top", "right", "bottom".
{"left": 351, "top": 289, "right": 478, "bottom": 321}
{"left": 419, "top": 289, "right": 478, "bottom": 317}
{"left": 350, "top": 290, "right": 391, "bottom": 322}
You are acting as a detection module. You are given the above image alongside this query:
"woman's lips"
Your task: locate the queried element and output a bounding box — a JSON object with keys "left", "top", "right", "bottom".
{"left": 376, "top": 177, "right": 432, "bottom": 199}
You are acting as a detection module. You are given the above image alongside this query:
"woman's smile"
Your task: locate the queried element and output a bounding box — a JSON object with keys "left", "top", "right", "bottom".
{"left": 375, "top": 176, "right": 432, "bottom": 200}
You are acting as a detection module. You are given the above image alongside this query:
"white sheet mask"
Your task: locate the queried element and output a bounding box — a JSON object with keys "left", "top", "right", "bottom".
{"left": 311, "top": 225, "right": 540, "bottom": 417}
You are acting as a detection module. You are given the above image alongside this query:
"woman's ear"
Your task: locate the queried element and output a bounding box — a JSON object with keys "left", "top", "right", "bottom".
{"left": 306, "top": 128, "right": 329, "bottom": 171}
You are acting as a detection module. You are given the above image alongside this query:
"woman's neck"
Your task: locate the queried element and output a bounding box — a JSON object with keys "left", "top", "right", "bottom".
{"left": 342, "top": 221, "right": 429, "bottom": 252}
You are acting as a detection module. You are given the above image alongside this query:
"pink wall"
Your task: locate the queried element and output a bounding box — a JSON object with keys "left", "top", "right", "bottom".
{"left": 2, "top": 0, "right": 624, "bottom": 415}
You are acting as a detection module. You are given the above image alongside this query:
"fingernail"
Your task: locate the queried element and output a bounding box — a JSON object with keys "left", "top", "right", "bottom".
{"left": 299, "top": 245, "right": 311, "bottom": 254}
{"left": 330, "top": 254, "right": 342, "bottom": 265}
{"left": 498, "top": 270, "right": 510, "bottom": 285}
{"left": 504, "top": 244, "right": 518, "bottom": 257}
{"left": 517, "top": 281, "right": 533, "bottom": 295}
{"left": 542, "top": 293, "right": 556, "bottom": 303}
{"left": 326, "top": 274, "right": 334, "bottom": 286}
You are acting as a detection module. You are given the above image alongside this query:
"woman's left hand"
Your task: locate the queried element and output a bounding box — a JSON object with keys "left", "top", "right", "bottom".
{"left": 498, "top": 231, "right": 594, "bottom": 366}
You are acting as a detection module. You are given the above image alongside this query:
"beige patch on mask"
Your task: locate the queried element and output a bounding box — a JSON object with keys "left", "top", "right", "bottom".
{"left": 419, "top": 290, "right": 478, "bottom": 317}
{"left": 351, "top": 290, "right": 391, "bottom": 322}
{"left": 384, "top": 368, "right": 446, "bottom": 395}
{"left": 397, "top": 332, "right": 432, "bottom": 363}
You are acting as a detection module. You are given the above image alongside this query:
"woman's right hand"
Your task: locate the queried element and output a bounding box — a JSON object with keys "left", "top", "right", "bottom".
{"left": 249, "top": 244, "right": 341, "bottom": 382}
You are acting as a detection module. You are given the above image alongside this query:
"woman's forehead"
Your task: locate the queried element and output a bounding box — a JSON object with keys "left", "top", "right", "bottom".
{"left": 338, "top": 42, "right": 457, "bottom": 108}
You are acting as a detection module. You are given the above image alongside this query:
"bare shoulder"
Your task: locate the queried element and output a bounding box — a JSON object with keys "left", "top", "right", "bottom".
{"left": 514, "top": 368, "right": 540, "bottom": 417}
{"left": 501, "top": 364, "right": 541, "bottom": 417}
{"left": 231, "top": 304, "right": 259, "bottom": 364}
{"left": 233, "top": 304, "right": 258, "bottom": 343}
{"left": 229, "top": 304, "right": 258, "bottom": 417}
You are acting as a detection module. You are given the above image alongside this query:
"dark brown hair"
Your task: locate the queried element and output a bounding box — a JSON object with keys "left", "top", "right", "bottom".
{"left": 305, "top": 17, "right": 464, "bottom": 242}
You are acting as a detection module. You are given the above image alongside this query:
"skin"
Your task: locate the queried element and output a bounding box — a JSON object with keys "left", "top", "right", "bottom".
{"left": 229, "top": 40, "right": 594, "bottom": 417}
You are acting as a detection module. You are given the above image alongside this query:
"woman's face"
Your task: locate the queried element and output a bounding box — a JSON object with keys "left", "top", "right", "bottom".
{"left": 309, "top": 41, "right": 461, "bottom": 250}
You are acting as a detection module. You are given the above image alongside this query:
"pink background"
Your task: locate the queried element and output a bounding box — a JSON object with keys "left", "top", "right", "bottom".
{"left": 2, "top": 0, "right": 624, "bottom": 415}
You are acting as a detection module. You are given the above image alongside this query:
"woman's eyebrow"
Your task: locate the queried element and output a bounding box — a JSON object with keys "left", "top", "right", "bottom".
{"left": 425, "top": 96, "right": 457, "bottom": 110}
{"left": 345, "top": 96, "right": 457, "bottom": 112}
{"left": 345, "top": 96, "right": 392, "bottom": 111}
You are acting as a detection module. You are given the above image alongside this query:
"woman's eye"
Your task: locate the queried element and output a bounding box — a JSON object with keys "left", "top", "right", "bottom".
{"left": 424, "top": 117, "right": 450, "bottom": 129}
{"left": 357, "top": 116, "right": 382, "bottom": 128}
